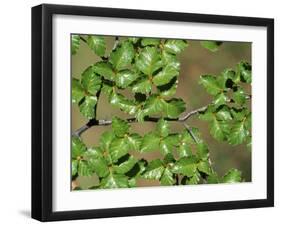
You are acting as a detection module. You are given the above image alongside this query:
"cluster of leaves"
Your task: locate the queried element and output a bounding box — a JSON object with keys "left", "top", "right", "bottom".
{"left": 72, "top": 35, "right": 189, "bottom": 120}
{"left": 72, "top": 117, "right": 242, "bottom": 189}
{"left": 71, "top": 34, "right": 250, "bottom": 190}
{"left": 198, "top": 61, "right": 252, "bottom": 146}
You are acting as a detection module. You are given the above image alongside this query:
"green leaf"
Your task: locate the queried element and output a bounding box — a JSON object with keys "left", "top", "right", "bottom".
{"left": 79, "top": 96, "right": 97, "bottom": 119}
{"left": 116, "top": 69, "right": 138, "bottom": 88}
{"left": 109, "top": 137, "right": 130, "bottom": 162}
{"left": 140, "top": 132, "right": 161, "bottom": 152}
{"left": 213, "top": 92, "right": 228, "bottom": 106}
{"left": 162, "top": 98, "right": 186, "bottom": 118}
{"left": 112, "top": 117, "right": 130, "bottom": 137}
{"left": 158, "top": 77, "right": 178, "bottom": 97}
{"left": 136, "top": 47, "right": 162, "bottom": 75}
{"left": 100, "top": 173, "right": 128, "bottom": 188}
{"left": 237, "top": 61, "right": 251, "bottom": 83}
{"left": 207, "top": 172, "right": 220, "bottom": 183}
{"left": 200, "top": 41, "right": 223, "bottom": 52}
{"left": 196, "top": 142, "right": 209, "bottom": 160}
{"left": 109, "top": 92, "right": 138, "bottom": 115}
{"left": 160, "top": 134, "right": 179, "bottom": 155}
{"left": 137, "top": 95, "right": 164, "bottom": 120}
{"left": 142, "top": 159, "right": 164, "bottom": 180}
{"left": 164, "top": 40, "right": 188, "bottom": 54}
{"left": 113, "top": 155, "right": 138, "bottom": 174}
{"left": 156, "top": 118, "right": 170, "bottom": 137}
{"left": 78, "top": 161, "right": 93, "bottom": 176}
{"left": 72, "top": 78, "right": 84, "bottom": 104}
{"left": 72, "top": 137, "right": 87, "bottom": 159}
{"left": 178, "top": 131, "right": 193, "bottom": 158}
{"left": 199, "top": 75, "right": 222, "bottom": 96}
{"left": 99, "top": 131, "right": 115, "bottom": 151}
{"left": 87, "top": 35, "right": 106, "bottom": 57}
{"left": 160, "top": 168, "right": 175, "bottom": 185}
{"left": 216, "top": 106, "right": 232, "bottom": 121}
{"left": 152, "top": 62, "right": 180, "bottom": 86}
{"left": 171, "top": 156, "right": 198, "bottom": 177}
{"left": 71, "top": 35, "right": 80, "bottom": 55}
{"left": 233, "top": 87, "right": 246, "bottom": 105}
{"left": 72, "top": 160, "right": 78, "bottom": 176}
{"left": 197, "top": 161, "right": 212, "bottom": 175}
{"left": 92, "top": 62, "right": 115, "bottom": 81}
{"left": 109, "top": 41, "right": 134, "bottom": 70}
{"left": 81, "top": 66, "right": 102, "bottom": 95}
{"left": 131, "top": 76, "right": 152, "bottom": 94}
{"left": 228, "top": 120, "right": 249, "bottom": 145}
{"left": 126, "top": 133, "right": 142, "bottom": 151}
{"left": 210, "top": 117, "right": 230, "bottom": 141}
{"left": 141, "top": 38, "right": 160, "bottom": 46}
{"left": 128, "top": 37, "right": 139, "bottom": 44}
{"left": 222, "top": 168, "right": 242, "bottom": 183}
{"left": 87, "top": 155, "right": 109, "bottom": 178}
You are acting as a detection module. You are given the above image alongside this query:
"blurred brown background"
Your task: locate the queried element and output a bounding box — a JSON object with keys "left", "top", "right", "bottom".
{"left": 72, "top": 36, "right": 251, "bottom": 189}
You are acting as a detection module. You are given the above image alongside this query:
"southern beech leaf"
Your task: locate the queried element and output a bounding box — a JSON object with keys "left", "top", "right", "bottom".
{"left": 213, "top": 92, "right": 228, "bottom": 106}
{"left": 112, "top": 117, "right": 130, "bottom": 137}
{"left": 158, "top": 77, "right": 178, "bottom": 98}
{"left": 72, "top": 137, "right": 87, "bottom": 159}
{"left": 71, "top": 35, "right": 80, "bottom": 55}
{"left": 86, "top": 154, "right": 109, "bottom": 178}
{"left": 152, "top": 62, "right": 180, "bottom": 86}
{"left": 79, "top": 96, "right": 97, "bottom": 119}
{"left": 141, "top": 38, "right": 161, "bottom": 46}
{"left": 136, "top": 46, "right": 162, "bottom": 75}
{"left": 164, "top": 40, "right": 188, "bottom": 54}
{"left": 72, "top": 78, "right": 84, "bottom": 104}
{"left": 92, "top": 62, "right": 115, "bottom": 81}
{"left": 163, "top": 98, "right": 186, "bottom": 118}
{"left": 199, "top": 75, "right": 222, "bottom": 96}
{"left": 131, "top": 76, "right": 152, "bottom": 94}
{"left": 160, "top": 168, "right": 175, "bottom": 185}
{"left": 171, "top": 156, "right": 198, "bottom": 177}
{"left": 78, "top": 161, "right": 93, "bottom": 177}
{"left": 216, "top": 106, "right": 232, "bottom": 121}
{"left": 142, "top": 159, "right": 164, "bottom": 180}
{"left": 156, "top": 118, "right": 170, "bottom": 137}
{"left": 100, "top": 173, "right": 128, "bottom": 188}
{"left": 109, "top": 137, "right": 130, "bottom": 162}
{"left": 113, "top": 155, "right": 138, "bottom": 174}
{"left": 81, "top": 66, "right": 102, "bottom": 95}
{"left": 99, "top": 131, "right": 115, "bottom": 151}
{"left": 160, "top": 134, "right": 179, "bottom": 155}
{"left": 210, "top": 117, "right": 230, "bottom": 141}
{"left": 72, "top": 160, "right": 78, "bottom": 176}
{"left": 109, "top": 41, "right": 134, "bottom": 71}
{"left": 177, "top": 131, "right": 193, "bottom": 158}
{"left": 197, "top": 161, "right": 212, "bottom": 175}
{"left": 116, "top": 69, "right": 138, "bottom": 88}
{"left": 140, "top": 132, "right": 160, "bottom": 152}
{"left": 87, "top": 35, "right": 106, "bottom": 57}
{"left": 126, "top": 133, "right": 142, "bottom": 151}
{"left": 200, "top": 41, "right": 223, "bottom": 52}
{"left": 222, "top": 168, "right": 242, "bottom": 183}
{"left": 109, "top": 92, "right": 138, "bottom": 115}
{"left": 233, "top": 86, "right": 246, "bottom": 105}
{"left": 196, "top": 142, "right": 209, "bottom": 160}
{"left": 228, "top": 120, "right": 249, "bottom": 145}
{"left": 237, "top": 61, "right": 251, "bottom": 83}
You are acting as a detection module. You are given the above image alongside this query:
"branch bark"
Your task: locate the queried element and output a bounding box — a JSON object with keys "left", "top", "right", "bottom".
{"left": 72, "top": 104, "right": 209, "bottom": 137}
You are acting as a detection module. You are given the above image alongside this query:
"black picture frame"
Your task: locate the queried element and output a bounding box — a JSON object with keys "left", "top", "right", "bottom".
{"left": 32, "top": 3, "right": 274, "bottom": 222}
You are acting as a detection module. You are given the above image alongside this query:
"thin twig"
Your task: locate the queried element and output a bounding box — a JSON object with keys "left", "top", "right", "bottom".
{"left": 72, "top": 105, "right": 209, "bottom": 137}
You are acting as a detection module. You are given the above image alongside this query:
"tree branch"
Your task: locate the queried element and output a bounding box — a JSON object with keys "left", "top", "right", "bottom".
{"left": 72, "top": 105, "right": 209, "bottom": 137}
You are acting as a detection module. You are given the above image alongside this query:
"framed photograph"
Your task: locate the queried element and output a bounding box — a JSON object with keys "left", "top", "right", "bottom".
{"left": 31, "top": 4, "right": 274, "bottom": 221}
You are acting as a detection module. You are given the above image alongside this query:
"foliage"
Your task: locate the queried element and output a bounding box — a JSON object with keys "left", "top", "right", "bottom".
{"left": 71, "top": 35, "right": 251, "bottom": 190}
